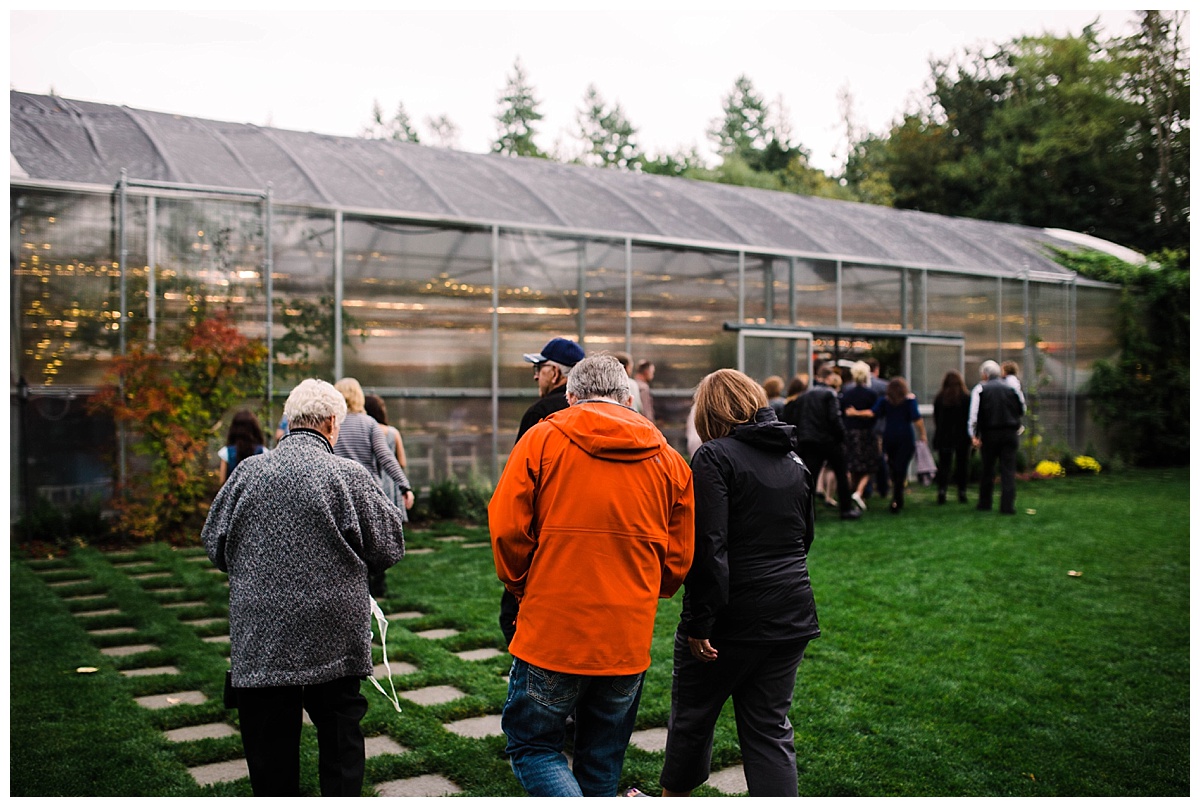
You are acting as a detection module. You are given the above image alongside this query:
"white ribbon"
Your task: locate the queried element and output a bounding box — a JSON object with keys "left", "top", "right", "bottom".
{"left": 369, "top": 596, "right": 403, "bottom": 713}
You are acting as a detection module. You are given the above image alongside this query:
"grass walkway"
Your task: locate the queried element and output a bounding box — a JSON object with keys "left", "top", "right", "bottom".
{"left": 10, "top": 468, "right": 1190, "bottom": 796}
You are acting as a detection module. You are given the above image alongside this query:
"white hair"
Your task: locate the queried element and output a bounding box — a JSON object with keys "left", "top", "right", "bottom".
{"left": 284, "top": 379, "right": 348, "bottom": 430}
{"left": 566, "top": 355, "right": 631, "bottom": 403}
{"left": 980, "top": 360, "right": 1002, "bottom": 380}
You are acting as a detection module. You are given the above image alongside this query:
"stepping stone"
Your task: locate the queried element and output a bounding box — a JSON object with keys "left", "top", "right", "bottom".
{"left": 365, "top": 734, "right": 408, "bottom": 758}
{"left": 189, "top": 757, "right": 249, "bottom": 786}
{"left": 414, "top": 628, "right": 459, "bottom": 640}
{"left": 121, "top": 665, "right": 180, "bottom": 677}
{"left": 100, "top": 643, "right": 157, "bottom": 657}
{"left": 202, "top": 635, "right": 231, "bottom": 644}
{"left": 149, "top": 588, "right": 187, "bottom": 595}
{"left": 406, "top": 548, "right": 435, "bottom": 555}
{"left": 207, "top": 568, "right": 226, "bottom": 574}
{"left": 454, "top": 648, "right": 503, "bottom": 662}
{"left": 443, "top": 714, "right": 503, "bottom": 739}
{"left": 163, "top": 600, "right": 206, "bottom": 609}
{"left": 629, "top": 727, "right": 669, "bottom": 752}
{"left": 375, "top": 774, "right": 462, "bottom": 797}
{"left": 63, "top": 594, "right": 106, "bottom": 602}
{"left": 88, "top": 626, "right": 137, "bottom": 636}
{"left": 130, "top": 572, "right": 171, "bottom": 580}
{"left": 75, "top": 608, "right": 121, "bottom": 617}
{"left": 118, "top": 564, "right": 157, "bottom": 572}
{"left": 399, "top": 685, "right": 466, "bottom": 706}
{"left": 165, "top": 722, "right": 238, "bottom": 742}
{"left": 134, "top": 690, "right": 207, "bottom": 709}
{"left": 386, "top": 611, "right": 424, "bottom": 621}
{"left": 708, "top": 765, "right": 748, "bottom": 795}
{"left": 461, "top": 542, "right": 489, "bottom": 549}
{"left": 183, "top": 617, "right": 227, "bottom": 627}
{"left": 372, "top": 660, "right": 418, "bottom": 678}
{"left": 46, "top": 579, "right": 89, "bottom": 587}
{"left": 435, "top": 535, "right": 466, "bottom": 542}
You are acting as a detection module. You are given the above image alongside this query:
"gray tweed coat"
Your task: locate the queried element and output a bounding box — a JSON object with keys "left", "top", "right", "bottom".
{"left": 203, "top": 428, "right": 405, "bottom": 687}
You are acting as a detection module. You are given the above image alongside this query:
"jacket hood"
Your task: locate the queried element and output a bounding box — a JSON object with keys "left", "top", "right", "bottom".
{"left": 729, "top": 407, "right": 798, "bottom": 454}
{"left": 545, "top": 401, "right": 666, "bottom": 461}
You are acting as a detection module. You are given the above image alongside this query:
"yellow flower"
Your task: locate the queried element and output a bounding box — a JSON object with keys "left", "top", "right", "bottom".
{"left": 1074, "top": 455, "right": 1102, "bottom": 474}
{"left": 1036, "top": 460, "right": 1065, "bottom": 478}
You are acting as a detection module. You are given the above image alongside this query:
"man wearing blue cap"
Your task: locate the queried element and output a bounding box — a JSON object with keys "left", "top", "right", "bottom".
{"left": 500, "top": 337, "right": 586, "bottom": 646}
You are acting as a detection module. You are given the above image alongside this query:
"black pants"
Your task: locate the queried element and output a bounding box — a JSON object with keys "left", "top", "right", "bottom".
{"left": 660, "top": 634, "right": 808, "bottom": 796}
{"left": 978, "top": 429, "right": 1019, "bottom": 513}
{"left": 935, "top": 442, "right": 971, "bottom": 495}
{"left": 235, "top": 675, "right": 368, "bottom": 797}
{"left": 795, "top": 441, "right": 852, "bottom": 515}
{"left": 883, "top": 439, "right": 915, "bottom": 508}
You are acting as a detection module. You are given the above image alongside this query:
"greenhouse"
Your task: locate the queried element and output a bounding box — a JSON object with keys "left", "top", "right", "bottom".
{"left": 9, "top": 90, "right": 1130, "bottom": 513}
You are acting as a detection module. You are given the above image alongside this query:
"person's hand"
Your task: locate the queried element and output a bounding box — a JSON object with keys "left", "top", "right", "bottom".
{"left": 688, "top": 636, "right": 718, "bottom": 662}
{"left": 403, "top": 490, "right": 415, "bottom": 510}
{"left": 972, "top": 437, "right": 982, "bottom": 449}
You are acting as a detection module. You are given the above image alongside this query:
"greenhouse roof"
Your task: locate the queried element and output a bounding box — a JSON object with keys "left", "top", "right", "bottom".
{"left": 10, "top": 91, "right": 1134, "bottom": 279}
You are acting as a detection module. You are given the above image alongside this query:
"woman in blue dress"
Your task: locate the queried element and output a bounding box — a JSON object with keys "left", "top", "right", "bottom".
{"left": 850, "top": 377, "right": 927, "bottom": 513}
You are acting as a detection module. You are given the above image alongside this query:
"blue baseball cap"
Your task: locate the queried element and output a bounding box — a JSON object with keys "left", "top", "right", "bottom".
{"left": 523, "top": 337, "right": 585, "bottom": 368}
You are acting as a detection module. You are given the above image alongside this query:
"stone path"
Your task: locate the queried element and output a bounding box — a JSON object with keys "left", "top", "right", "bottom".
{"left": 35, "top": 543, "right": 743, "bottom": 796}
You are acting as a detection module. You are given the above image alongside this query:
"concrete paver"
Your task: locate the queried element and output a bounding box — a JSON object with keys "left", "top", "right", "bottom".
{"left": 100, "top": 643, "right": 157, "bottom": 657}
{"left": 365, "top": 734, "right": 407, "bottom": 757}
{"left": 182, "top": 617, "right": 227, "bottom": 627}
{"left": 461, "top": 542, "right": 489, "bottom": 549}
{"left": 189, "top": 757, "right": 249, "bottom": 786}
{"left": 406, "top": 548, "right": 435, "bottom": 555}
{"left": 121, "top": 665, "right": 181, "bottom": 677}
{"left": 629, "top": 727, "right": 669, "bottom": 753}
{"left": 135, "top": 690, "right": 208, "bottom": 709}
{"left": 88, "top": 626, "right": 137, "bottom": 636}
{"left": 375, "top": 773, "right": 462, "bottom": 797}
{"left": 385, "top": 611, "right": 424, "bottom": 621}
{"left": 46, "top": 579, "right": 90, "bottom": 587}
{"left": 435, "top": 535, "right": 466, "bottom": 542}
{"left": 454, "top": 648, "right": 503, "bottom": 661}
{"left": 414, "top": 628, "right": 459, "bottom": 640}
{"left": 372, "top": 660, "right": 418, "bottom": 677}
{"left": 148, "top": 587, "right": 187, "bottom": 595}
{"left": 130, "top": 572, "right": 171, "bottom": 580}
{"left": 165, "top": 722, "right": 238, "bottom": 742}
{"left": 443, "top": 714, "right": 503, "bottom": 739}
{"left": 398, "top": 685, "right": 466, "bottom": 706}
{"left": 163, "top": 600, "right": 207, "bottom": 609}
{"left": 62, "top": 594, "right": 106, "bottom": 602}
{"left": 708, "top": 765, "right": 748, "bottom": 795}
{"left": 75, "top": 608, "right": 122, "bottom": 617}
{"left": 202, "top": 635, "right": 231, "bottom": 644}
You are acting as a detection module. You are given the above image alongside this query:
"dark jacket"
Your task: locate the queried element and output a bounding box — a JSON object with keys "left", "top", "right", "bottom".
{"left": 782, "top": 383, "right": 845, "bottom": 445}
{"left": 933, "top": 392, "right": 970, "bottom": 450}
{"left": 978, "top": 378, "right": 1024, "bottom": 433}
{"left": 203, "top": 429, "right": 406, "bottom": 688}
{"left": 516, "top": 383, "right": 568, "bottom": 443}
{"left": 679, "top": 408, "right": 819, "bottom": 645}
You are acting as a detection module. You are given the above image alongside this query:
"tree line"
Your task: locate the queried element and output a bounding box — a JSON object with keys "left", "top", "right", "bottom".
{"left": 363, "top": 12, "right": 1187, "bottom": 257}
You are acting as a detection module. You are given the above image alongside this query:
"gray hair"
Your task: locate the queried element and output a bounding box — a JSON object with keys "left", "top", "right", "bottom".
{"left": 284, "top": 379, "right": 348, "bottom": 430}
{"left": 566, "top": 355, "right": 631, "bottom": 403}
{"left": 980, "top": 360, "right": 1002, "bottom": 380}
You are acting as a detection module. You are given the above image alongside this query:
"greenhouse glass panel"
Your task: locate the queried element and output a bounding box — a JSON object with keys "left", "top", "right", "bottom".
{"left": 794, "top": 259, "right": 838, "bottom": 328}
{"left": 342, "top": 219, "right": 493, "bottom": 390}
{"left": 271, "top": 208, "right": 337, "bottom": 390}
{"left": 12, "top": 190, "right": 133, "bottom": 388}
{"left": 999, "top": 277, "right": 1030, "bottom": 373}
{"left": 1027, "top": 282, "right": 1072, "bottom": 452}
{"left": 1074, "top": 286, "right": 1121, "bottom": 383}
{"left": 842, "top": 263, "right": 901, "bottom": 331}
{"left": 154, "top": 197, "right": 265, "bottom": 341}
{"left": 742, "top": 254, "right": 773, "bottom": 325}
{"left": 926, "top": 271, "right": 1000, "bottom": 367}
{"left": 578, "top": 238, "right": 630, "bottom": 357}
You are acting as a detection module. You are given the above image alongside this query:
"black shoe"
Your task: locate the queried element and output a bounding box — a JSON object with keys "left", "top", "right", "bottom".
{"left": 889, "top": 501, "right": 901, "bottom": 514}
{"left": 999, "top": 508, "right": 1016, "bottom": 515}
{"left": 958, "top": 490, "right": 968, "bottom": 503}
{"left": 840, "top": 509, "right": 862, "bottom": 520}
{"left": 937, "top": 489, "right": 947, "bottom": 505}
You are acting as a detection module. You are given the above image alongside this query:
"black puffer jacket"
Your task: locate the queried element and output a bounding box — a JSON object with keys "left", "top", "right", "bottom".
{"left": 782, "top": 383, "right": 845, "bottom": 445}
{"left": 679, "top": 408, "right": 820, "bottom": 644}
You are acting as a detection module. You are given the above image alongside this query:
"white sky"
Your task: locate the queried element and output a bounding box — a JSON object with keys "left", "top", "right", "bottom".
{"left": 9, "top": 7, "right": 1157, "bottom": 173}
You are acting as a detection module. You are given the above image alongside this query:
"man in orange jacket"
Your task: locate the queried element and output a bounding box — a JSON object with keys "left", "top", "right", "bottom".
{"left": 490, "top": 354, "right": 695, "bottom": 797}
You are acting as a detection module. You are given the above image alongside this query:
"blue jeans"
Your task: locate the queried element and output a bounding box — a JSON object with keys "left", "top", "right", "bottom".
{"left": 502, "top": 656, "right": 644, "bottom": 796}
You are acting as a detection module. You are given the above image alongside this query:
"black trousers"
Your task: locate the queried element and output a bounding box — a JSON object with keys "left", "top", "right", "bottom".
{"left": 795, "top": 441, "right": 852, "bottom": 514}
{"left": 935, "top": 442, "right": 971, "bottom": 494}
{"left": 660, "top": 634, "right": 808, "bottom": 797}
{"left": 235, "top": 675, "right": 368, "bottom": 797}
{"left": 978, "top": 429, "right": 1019, "bottom": 513}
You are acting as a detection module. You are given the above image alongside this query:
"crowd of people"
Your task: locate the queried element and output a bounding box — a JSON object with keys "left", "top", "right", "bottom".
{"left": 201, "top": 337, "right": 1023, "bottom": 797}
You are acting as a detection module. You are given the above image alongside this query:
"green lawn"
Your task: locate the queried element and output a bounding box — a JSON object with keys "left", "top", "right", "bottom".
{"left": 10, "top": 468, "right": 1189, "bottom": 796}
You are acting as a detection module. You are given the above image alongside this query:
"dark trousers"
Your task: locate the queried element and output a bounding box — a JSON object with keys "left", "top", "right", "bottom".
{"left": 796, "top": 441, "right": 852, "bottom": 514}
{"left": 660, "top": 634, "right": 808, "bottom": 797}
{"left": 235, "top": 675, "right": 368, "bottom": 797}
{"left": 935, "top": 442, "right": 971, "bottom": 495}
{"left": 978, "top": 429, "right": 1019, "bottom": 513}
{"left": 884, "top": 439, "right": 915, "bottom": 508}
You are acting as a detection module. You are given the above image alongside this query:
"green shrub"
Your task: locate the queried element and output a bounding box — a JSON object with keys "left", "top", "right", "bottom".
{"left": 13, "top": 496, "right": 113, "bottom": 552}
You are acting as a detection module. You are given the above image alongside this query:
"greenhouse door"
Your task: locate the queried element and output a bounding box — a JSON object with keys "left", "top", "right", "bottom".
{"left": 905, "top": 336, "right": 966, "bottom": 411}
{"left": 737, "top": 328, "right": 814, "bottom": 388}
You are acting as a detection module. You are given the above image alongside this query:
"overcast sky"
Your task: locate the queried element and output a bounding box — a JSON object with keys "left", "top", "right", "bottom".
{"left": 9, "top": 8, "right": 1156, "bottom": 173}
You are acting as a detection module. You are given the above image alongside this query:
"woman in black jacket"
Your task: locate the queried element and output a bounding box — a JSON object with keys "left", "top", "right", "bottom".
{"left": 659, "top": 369, "right": 818, "bottom": 798}
{"left": 932, "top": 369, "right": 971, "bottom": 504}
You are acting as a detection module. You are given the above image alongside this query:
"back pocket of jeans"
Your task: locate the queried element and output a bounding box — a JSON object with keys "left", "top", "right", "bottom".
{"left": 609, "top": 672, "right": 643, "bottom": 699}
{"left": 528, "top": 664, "right": 580, "bottom": 706}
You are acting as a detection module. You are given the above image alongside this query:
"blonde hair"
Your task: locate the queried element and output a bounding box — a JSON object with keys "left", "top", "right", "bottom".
{"left": 851, "top": 361, "right": 871, "bottom": 386}
{"left": 334, "top": 377, "right": 366, "bottom": 413}
{"left": 693, "top": 369, "right": 768, "bottom": 444}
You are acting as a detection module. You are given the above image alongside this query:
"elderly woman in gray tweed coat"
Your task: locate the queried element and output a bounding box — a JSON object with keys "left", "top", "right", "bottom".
{"left": 203, "top": 378, "right": 405, "bottom": 797}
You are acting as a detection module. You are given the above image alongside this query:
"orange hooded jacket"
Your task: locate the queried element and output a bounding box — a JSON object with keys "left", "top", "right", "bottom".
{"left": 489, "top": 400, "right": 695, "bottom": 676}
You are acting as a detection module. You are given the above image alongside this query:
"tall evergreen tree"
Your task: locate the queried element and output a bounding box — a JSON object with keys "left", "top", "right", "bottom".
{"left": 576, "top": 84, "right": 641, "bottom": 169}
{"left": 493, "top": 58, "right": 547, "bottom": 158}
{"left": 361, "top": 99, "right": 421, "bottom": 143}
{"left": 425, "top": 114, "right": 461, "bottom": 150}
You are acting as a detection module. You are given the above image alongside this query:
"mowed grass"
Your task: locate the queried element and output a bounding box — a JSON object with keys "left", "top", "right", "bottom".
{"left": 10, "top": 468, "right": 1189, "bottom": 796}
